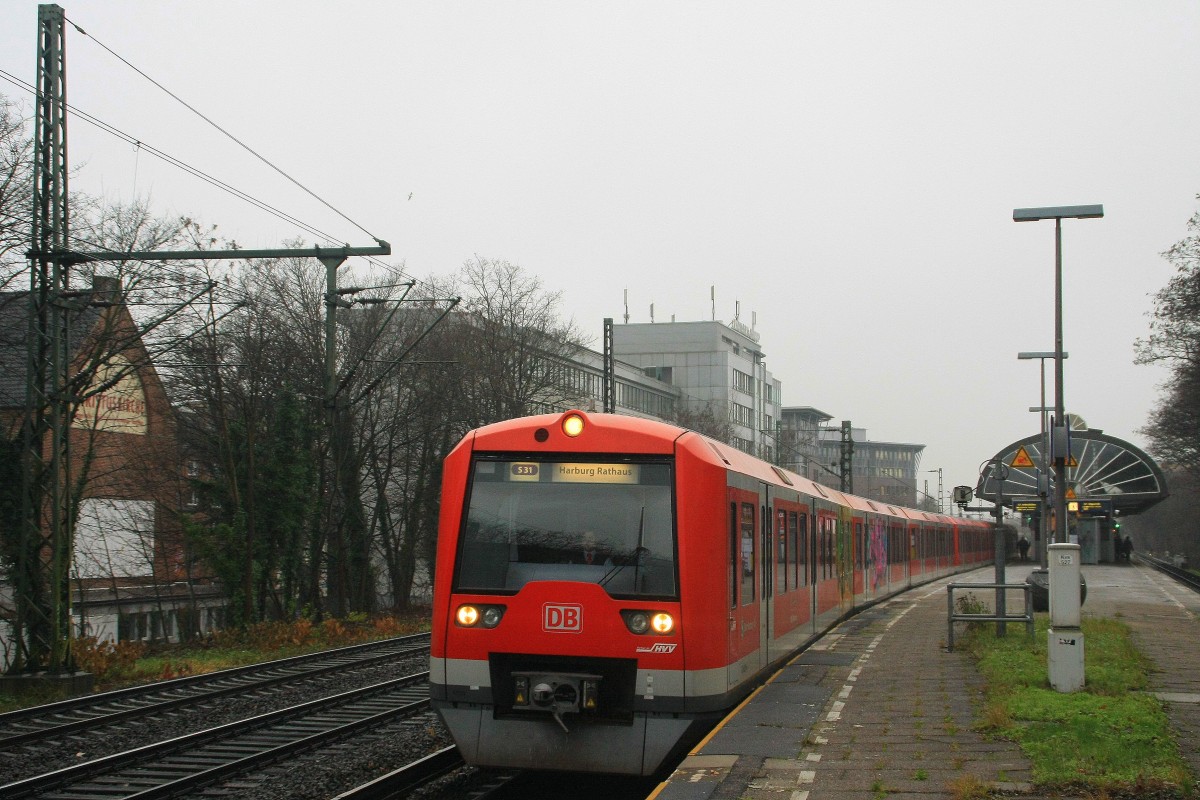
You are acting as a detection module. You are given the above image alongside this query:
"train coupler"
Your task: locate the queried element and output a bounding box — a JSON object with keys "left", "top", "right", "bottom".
{"left": 511, "top": 670, "right": 602, "bottom": 730}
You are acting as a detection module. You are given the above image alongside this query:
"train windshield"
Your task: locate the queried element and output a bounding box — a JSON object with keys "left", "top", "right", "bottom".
{"left": 455, "top": 458, "right": 676, "bottom": 598}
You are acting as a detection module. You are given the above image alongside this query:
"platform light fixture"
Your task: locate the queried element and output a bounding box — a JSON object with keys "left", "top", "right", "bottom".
{"left": 1013, "top": 205, "right": 1103, "bottom": 551}
{"left": 1018, "top": 350, "right": 1068, "bottom": 566}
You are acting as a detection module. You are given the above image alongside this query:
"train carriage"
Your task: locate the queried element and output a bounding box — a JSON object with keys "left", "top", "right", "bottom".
{"left": 430, "top": 411, "right": 992, "bottom": 776}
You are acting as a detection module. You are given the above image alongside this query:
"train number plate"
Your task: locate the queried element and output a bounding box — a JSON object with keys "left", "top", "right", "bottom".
{"left": 543, "top": 603, "right": 583, "bottom": 632}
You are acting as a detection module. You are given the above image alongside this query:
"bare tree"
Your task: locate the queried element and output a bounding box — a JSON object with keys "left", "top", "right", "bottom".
{"left": 0, "top": 94, "right": 33, "bottom": 293}
{"left": 1136, "top": 200, "right": 1200, "bottom": 478}
{"left": 455, "top": 257, "right": 591, "bottom": 423}
{"left": 669, "top": 402, "right": 736, "bottom": 444}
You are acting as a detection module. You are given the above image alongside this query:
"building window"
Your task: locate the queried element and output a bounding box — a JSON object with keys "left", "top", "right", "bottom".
{"left": 730, "top": 403, "right": 754, "bottom": 428}
{"left": 643, "top": 366, "right": 673, "bottom": 384}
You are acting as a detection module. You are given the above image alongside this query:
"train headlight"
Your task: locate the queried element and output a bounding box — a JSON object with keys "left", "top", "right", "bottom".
{"left": 624, "top": 611, "right": 650, "bottom": 634}
{"left": 562, "top": 413, "right": 585, "bottom": 437}
{"left": 455, "top": 604, "right": 506, "bottom": 627}
{"left": 622, "top": 609, "right": 676, "bottom": 635}
{"left": 456, "top": 605, "right": 479, "bottom": 626}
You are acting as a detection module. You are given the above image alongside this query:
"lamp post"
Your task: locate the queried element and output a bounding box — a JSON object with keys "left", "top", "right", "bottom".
{"left": 1018, "top": 351, "right": 1067, "bottom": 566}
{"left": 1013, "top": 205, "right": 1103, "bottom": 549}
{"left": 1014, "top": 204, "right": 1102, "bottom": 693}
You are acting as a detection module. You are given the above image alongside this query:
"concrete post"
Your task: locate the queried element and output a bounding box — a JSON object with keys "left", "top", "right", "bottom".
{"left": 1047, "top": 542, "right": 1084, "bottom": 692}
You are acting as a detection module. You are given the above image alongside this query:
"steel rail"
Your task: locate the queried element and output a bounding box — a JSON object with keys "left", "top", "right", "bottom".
{"left": 0, "top": 633, "right": 429, "bottom": 746}
{"left": 1, "top": 672, "right": 430, "bottom": 800}
{"left": 1134, "top": 553, "right": 1200, "bottom": 593}
{"left": 329, "top": 746, "right": 465, "bottom": 800}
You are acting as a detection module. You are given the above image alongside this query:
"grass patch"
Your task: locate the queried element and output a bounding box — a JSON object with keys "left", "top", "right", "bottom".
{"left": 963, "top": 614, "right": 1191, "bottom": 794}
{"left": 0, "top": 611, "right": 431, "bottom": 711}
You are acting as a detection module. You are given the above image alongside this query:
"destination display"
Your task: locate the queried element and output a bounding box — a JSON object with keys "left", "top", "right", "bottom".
{"left": 507, "top": 462, "right": 640, "bottom": 484}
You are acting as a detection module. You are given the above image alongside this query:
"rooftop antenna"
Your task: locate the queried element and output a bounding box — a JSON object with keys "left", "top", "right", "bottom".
{"left": 752, "top": 311, "right": 757, "bottom": 332}
{"left": 711, "top": 286, "right": 716, "bottom": 321}
{"left": 623, "top": 288, "right": 629, "bottom": 324}
{"left": 650, "top": 302, "right": 655, "bottom": 323}
{"left": 735, "top": 300, "right": 741, "bottom": 321}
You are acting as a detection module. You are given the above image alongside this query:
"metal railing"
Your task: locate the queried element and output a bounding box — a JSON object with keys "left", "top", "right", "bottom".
{"left": 946, "top": 582, "right": 1035, "bottom": 650}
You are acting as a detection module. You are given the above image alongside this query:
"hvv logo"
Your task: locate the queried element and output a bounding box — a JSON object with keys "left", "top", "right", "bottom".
{"left": 543, "top": 603, "right": 582, "bottom": 632}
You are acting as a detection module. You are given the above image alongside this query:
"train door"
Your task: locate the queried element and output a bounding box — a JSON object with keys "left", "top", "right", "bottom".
{"left": 813, "top": 506, "right": 842, "bottom": 630}
{"left": 838, "top": 505, "right": 854, "bottom": 613}
{"left": 727, "top": 487, "right": 764, "bottom": 681}
{"left": 810, "top": 508, "right": 819, "bottom": 631}
{"left": 852, "top": 515, "right": 865, "bottom": 600}
{"left": 907, "top": 525, "right": 916, "bottom": 575}
{"left": 861, "top": 515, "right": 879, "bottom": 602}
{"left": 772, "top": 499, "right": 811, "bottom": 642}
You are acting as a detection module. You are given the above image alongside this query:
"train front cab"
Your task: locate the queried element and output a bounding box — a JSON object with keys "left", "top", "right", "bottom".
{"left": 431, "top": 413, "right": 738, "bottom": 776}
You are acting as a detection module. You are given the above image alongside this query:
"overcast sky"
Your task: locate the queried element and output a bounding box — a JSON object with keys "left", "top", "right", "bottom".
{"left": 3, "top": 1, "right": 1198, "bottom": 503}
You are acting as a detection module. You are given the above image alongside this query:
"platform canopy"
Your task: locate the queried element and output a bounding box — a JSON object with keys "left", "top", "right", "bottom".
{"left": 975, "top": 429, "right": 1167, "bottom": 515}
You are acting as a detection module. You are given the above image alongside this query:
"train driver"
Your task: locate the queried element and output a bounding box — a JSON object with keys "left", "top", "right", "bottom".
{"left": 577, "top": 530, "right": 612, "bottom": 566}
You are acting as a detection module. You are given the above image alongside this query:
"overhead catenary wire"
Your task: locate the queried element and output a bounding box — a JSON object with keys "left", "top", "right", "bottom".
{"left": 61, "top": 14, "right": 382, "bottom": 247}
{"left": 0, "top": 69, "right": 350, "bottom": 251}
{"left": 0, "top": 68, "right": 416, "bottom": 289}
{"left": 3, "top": 29, "right": 474, "bottom": 326}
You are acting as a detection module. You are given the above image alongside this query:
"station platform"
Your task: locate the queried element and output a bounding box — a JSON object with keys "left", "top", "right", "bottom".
{"left": 649, "top": 561, "right": 1200, "bottom": 800}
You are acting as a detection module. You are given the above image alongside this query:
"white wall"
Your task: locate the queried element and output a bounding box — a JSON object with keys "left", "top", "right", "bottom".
{"left": 75, "top": 498, "right": 156, "bottom": 579}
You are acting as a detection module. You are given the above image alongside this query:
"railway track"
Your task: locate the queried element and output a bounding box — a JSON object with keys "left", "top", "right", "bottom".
{"left": 1135, "top": 552, "right": 1200, "bottom": 592}
{"left": 0, "top": 632, "right": 430, "bottom": 748}
{"left": 329, "top": 747, "right": 466, "bottom": 800}
{"left": 2, "top": 671, "right": 436, "bottom": 800}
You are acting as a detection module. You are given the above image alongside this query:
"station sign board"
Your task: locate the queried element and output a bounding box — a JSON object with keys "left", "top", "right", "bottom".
{"left": 1013, "top": 501, "right": 1040, "bottom": 513}
{"left": 1076, "top": 499, "right": 1111, "bottom": 515}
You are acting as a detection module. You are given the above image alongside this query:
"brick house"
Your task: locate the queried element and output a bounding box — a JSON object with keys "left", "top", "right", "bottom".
{"left": 0, "top": 276, "right": 223, "bottom": 650}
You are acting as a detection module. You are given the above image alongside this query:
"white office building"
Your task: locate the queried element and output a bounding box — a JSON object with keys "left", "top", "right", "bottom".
{"left": 611, "top": 319, "right": 782, "bottom": 461}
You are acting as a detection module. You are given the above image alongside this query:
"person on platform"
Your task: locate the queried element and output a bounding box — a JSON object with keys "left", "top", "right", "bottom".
{"left": 1123, "top": 535, "right": 1133, "bottom": 561}
{"left": 1017, "top": 536, "right": 1030, "bottom": 562}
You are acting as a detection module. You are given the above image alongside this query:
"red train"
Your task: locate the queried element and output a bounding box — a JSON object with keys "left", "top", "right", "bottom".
{"left": 429, "top": 411, "right": 992, "bottom": 775}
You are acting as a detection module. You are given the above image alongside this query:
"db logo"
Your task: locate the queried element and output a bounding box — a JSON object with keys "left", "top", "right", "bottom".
{"left": 543, "top": 603, "right": 583, "bottom": 632}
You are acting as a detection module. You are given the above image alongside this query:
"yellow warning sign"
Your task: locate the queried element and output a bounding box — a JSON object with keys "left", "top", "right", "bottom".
{"left": 1067, "top": 455, "right": 1078, "bottom": 467}
{"left": 1066, "top": 487, "right": 1076, "bottom": 499}
{"left": 1010, "top": 446, "right": 1036, "bottom": 469}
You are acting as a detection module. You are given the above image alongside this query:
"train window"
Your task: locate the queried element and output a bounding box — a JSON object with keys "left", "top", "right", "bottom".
{"left": 817, "top": 517, "right": 825, "bottom": 578}
{"left": 787, "top": 512, "right": 798, "bottom": 592}
{"left": 740, "top": 502, "right": 755, "bottom": 606}
{"left": 776, "top": 510, "right": 788, "bottom": 595}
{"left": 824, "top": 517, "right": 834, "bottom": 580}
{"left": 455, "top": 459, "right": 676, "bottom": 597}
{"left": 729, "top": 503, "right": 738, "bottom": 609}
{"left": 761, "top": 505, "right": 770, "bottom": 600}
{"left": 855, "top": 521, "right": 864, "bottom": 569}
{"left": 797, "top": 513, "right": 807, "bottom": 586}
